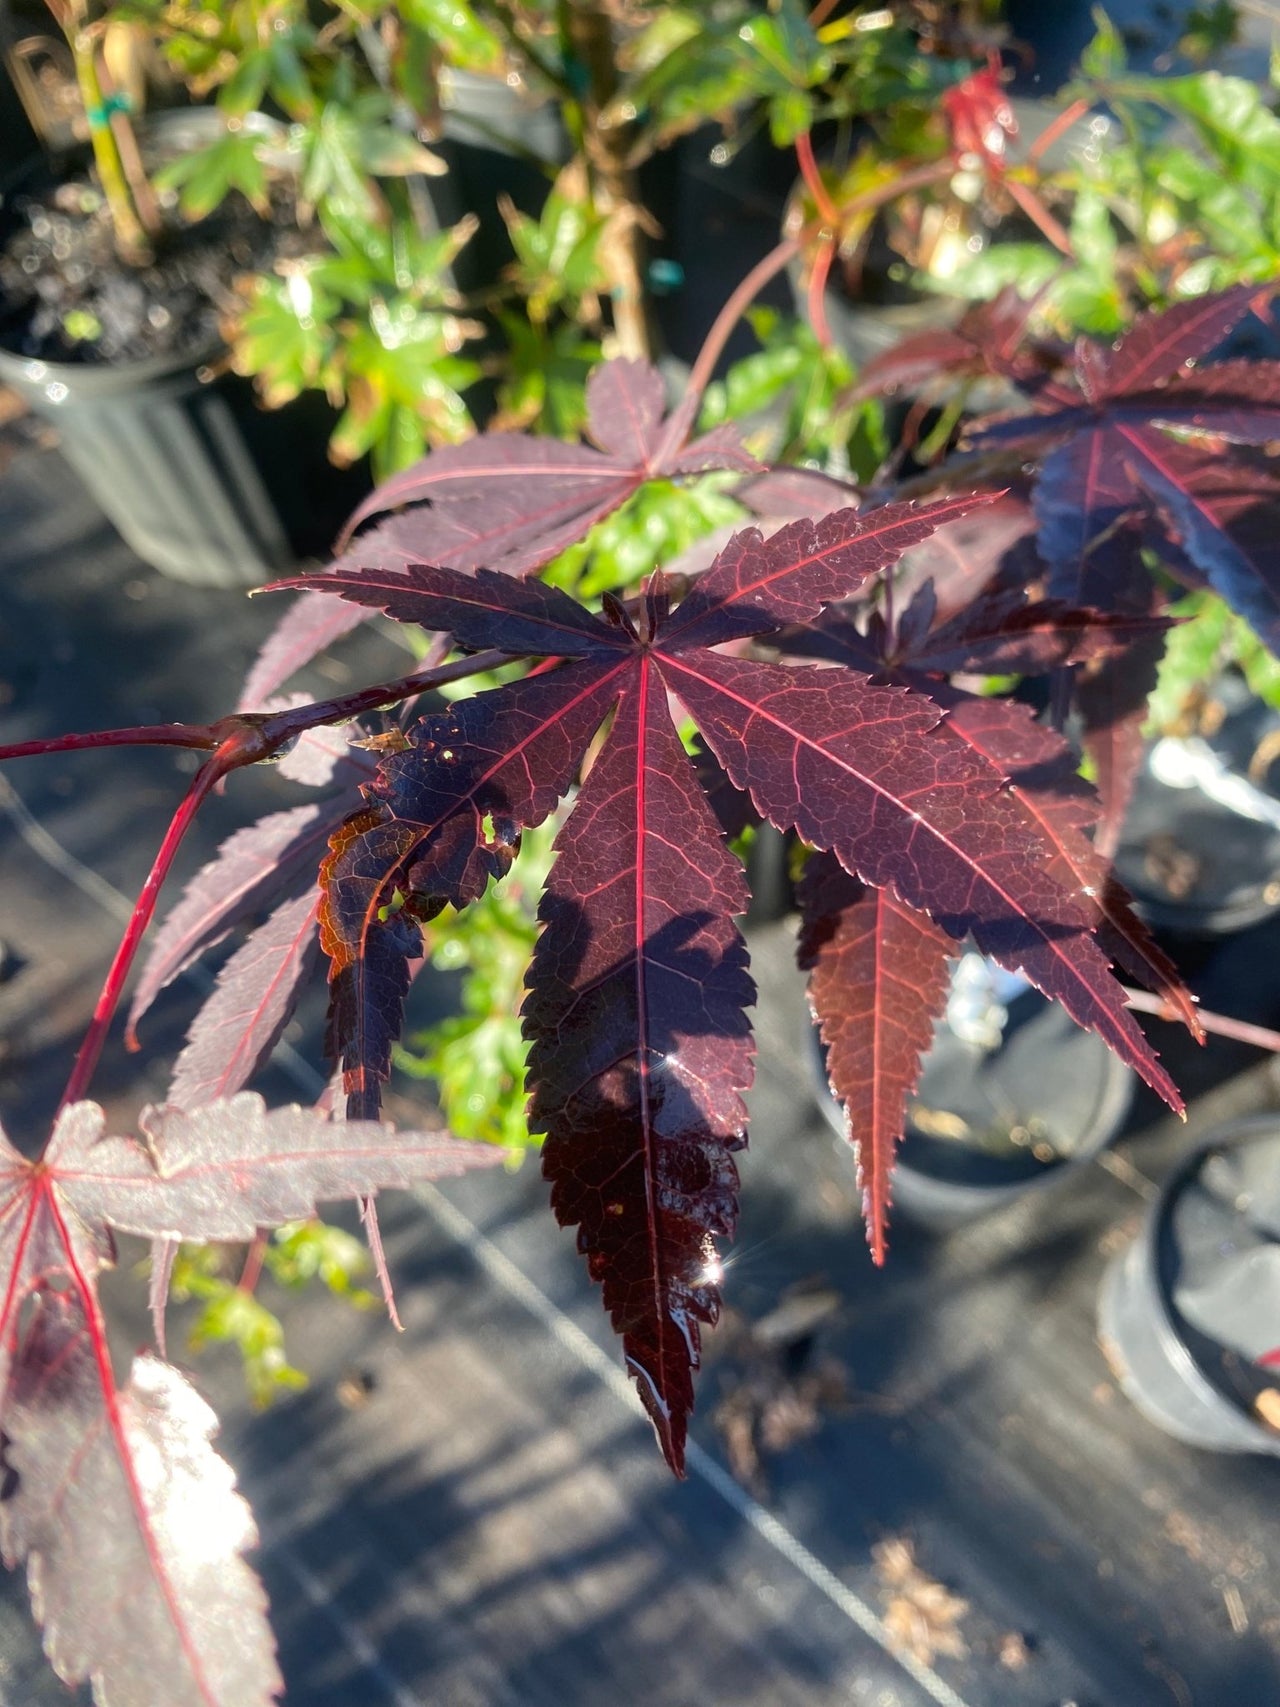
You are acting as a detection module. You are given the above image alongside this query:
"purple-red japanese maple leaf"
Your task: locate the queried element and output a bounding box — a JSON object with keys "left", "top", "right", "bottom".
{"left": 796, "top": 580, "right": 1195, "bottom": 1259}
{"left": 973, "top": 284, "right": 1280, "bottom": 644}
{"left": 127, "top": 733, "right": 380, "bottom": 1114}
{"left": 0, "top": 1094, "right": 499, "bottom": 1707}
{"left": 282, "top": 494, "right": 1181, "bottom": 1469}
{"left": 845, "top": 288, "right": 1065, "bottom": 404}
{"left": 240, "top": 359, "right": 759, "bottom": 704}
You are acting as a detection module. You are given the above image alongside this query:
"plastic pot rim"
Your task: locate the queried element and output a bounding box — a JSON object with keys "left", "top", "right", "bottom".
{"left": 1121, "top": 1111, "right": 1280, "bottom": 1439}
{"left": 0, "top": 335, "right": 226, "bottom": 398}
{"left": 807, "top": 1009, "right": 1135, "bottom": 1214}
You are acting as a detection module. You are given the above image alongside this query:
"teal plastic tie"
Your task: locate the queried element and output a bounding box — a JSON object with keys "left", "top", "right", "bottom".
{"left": 86, "top": 91, "right": 132, "bottom": 130}
{"left": 647, "top": 258, "right": 685, "bottom": 295}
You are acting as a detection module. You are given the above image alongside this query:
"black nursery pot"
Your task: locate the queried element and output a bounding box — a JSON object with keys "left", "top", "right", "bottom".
{"left": 1113, "top": 673, "right": 1280, "bottom": 938}
{"left": 1098, "top": 1115, "right": 1280, "bottom": 1456}
{"left": 810, "top": 952, "right": 1135, "bottom": 1229}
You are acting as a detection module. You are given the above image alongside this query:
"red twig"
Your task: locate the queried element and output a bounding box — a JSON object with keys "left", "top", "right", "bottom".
{"left": 0, "top": 724, "right": 220, "bottom": 763}
{"left": 45, "top": 644, "right": 514, "bottom": 1123}
{"left": 1124, "top": 989, "right": 1280, "bottom": 1054}
{"left": 653, "top": 235, "right": 804, "bottom": 467}
{"left": 807, "top": 237, "right": 836, "bottom": 350}
{"left": 245, "top": 646, "right": 512, "bottom": 738}
{"left": 238, "top": 1230, "right": 268, "bottom": 1297}
{"left": 655, "top": 158, "right": 955, "bottom": 467}
{"left": 795, "top": 130, "right": 840, "bottom": 228}
{"left": 1027, "top": 97, "right": 1091, "bottom": 166}
{"left": 1003, "top": 176, "right": 1075, "bottom": 258}
{"left": 54, "top": 749, "right": 230, "bottom": 1119}
{"left": 11, "top": 648, "right": 513, "bottom": 777}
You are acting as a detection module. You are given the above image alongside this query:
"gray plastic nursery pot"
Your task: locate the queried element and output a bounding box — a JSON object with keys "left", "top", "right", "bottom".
{"left": 1098, "top": 1115, "right": 1280, "bottom": 1456}
{"left": 0, "top": 337, "right": 291, "bottom": 587}
{"left": 811, "top": 953, "right": 1135, "bottom": 1230}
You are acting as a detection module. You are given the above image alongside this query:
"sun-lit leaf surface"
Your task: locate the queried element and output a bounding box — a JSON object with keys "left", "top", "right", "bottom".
{"left": 127, "top": 798, "right": 359, "bottom": 1043}
{"left": 167, "top": 892, "right": 322, "bottom": 1111}
{"left": 790, "top": 598, "right": 1192, "bottom": 1036}
{"left": 279, "top": 562, "right": 627, "bottom": 658}
{"left": 49, "top": 1094, "right": 500, "bottom": 1242}
{"left": 0, "top": 1087, "right": 501, "bottom": 1707}
{"left": 2, "top": 1301, "right": 282, "bottom": 1707}
{"left": 661, "top": 495, "right": 992, "bottom": 649}
{"left": 1095, "top": 281, "right": 1264, "bottom": 394}
{"left": 584, "top": 357, "right": 668, "bottom": 465}
{"left": 301, "top": 489, "right": 1184, "bottom": 1447}
{"left": 662, "top": 649, "right": 1180, "bottom": 1108}
{"left": 798, "top": 854, "right": 951, "bottom": 1264}
{"left": 930, "top": 687, "right": 1197, "bottom": 1035}
{"left": 336, "top": 357, "right": 756, "bottom": 577}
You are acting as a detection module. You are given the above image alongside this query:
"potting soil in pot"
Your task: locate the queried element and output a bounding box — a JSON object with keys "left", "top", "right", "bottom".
{"left": 0, "top": 169, "right": 301, "bottom": 367}
{"left": 1165, "top": 1137, "right": 1280, "bottom": 1424}
{"left": 900, "top": 952, "right": 1133, "bottom": 1186}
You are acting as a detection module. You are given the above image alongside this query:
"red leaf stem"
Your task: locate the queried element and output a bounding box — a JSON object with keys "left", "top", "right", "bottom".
{"left": 658, "top": 158, "right": 956, "bottom": 462}
{"left": 1123, "top": 989, "right": 1280, "bottom": 1054}
{"left": 655, "top": 236, "right": 803, "bottom": 465}
{"left": 808, "top": 236, "right": 836, "bottom": 351}
{"left": 795, "top": 130, "right": 840, "bottom": 228}
{"left": 237, "top": 1230, "right": 268, "bottom": 1296}
{"left": 3, "top": 651, "right": 509, "bottom": 780}
{"left": 1026, "top": 97, "right": 1090, "bottom": 165}
{"left": 1002, "top": 176, "right": 1074, "bottom": 258}
{"left": 0, "top": 723, "right": 221, "bottom": 763}
{"left": 248, "top": 646, "right": 513, "bottom": 745}
{"left": 54, "top": 755, "right": 229, "bottom": 1122}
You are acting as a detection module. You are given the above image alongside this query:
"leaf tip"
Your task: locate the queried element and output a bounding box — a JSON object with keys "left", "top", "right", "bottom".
{"left": 627, "top": 1352, "right": 688, "bottom": 1477}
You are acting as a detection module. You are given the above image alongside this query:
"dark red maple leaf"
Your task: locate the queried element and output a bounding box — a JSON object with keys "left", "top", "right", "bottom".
{"left": 801, "top": 598, "right": 1196, "bottom": 1039}
{"left": 166, "top": 890, "right": 322, "bottom": 1110}
{"left": 237, "top": 359, "right": 759, "bottom": 704}
{"left": 281, "top": 491, "right": 1180, "bottom": 1469}
{"left": 338, "top": 357, "right": 759, "bottom": 571}
{"left": 799, "top": 854, "right": 951, "bottom": 1264}
{"left": 845, "top": 289, "right": 1064, "bottom": 405}
{"left": 974, "top": 284, "right": 1280, "bottom": 644}
{"left": 0, "top": 1095, "right": 498, "bottom": 1707}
